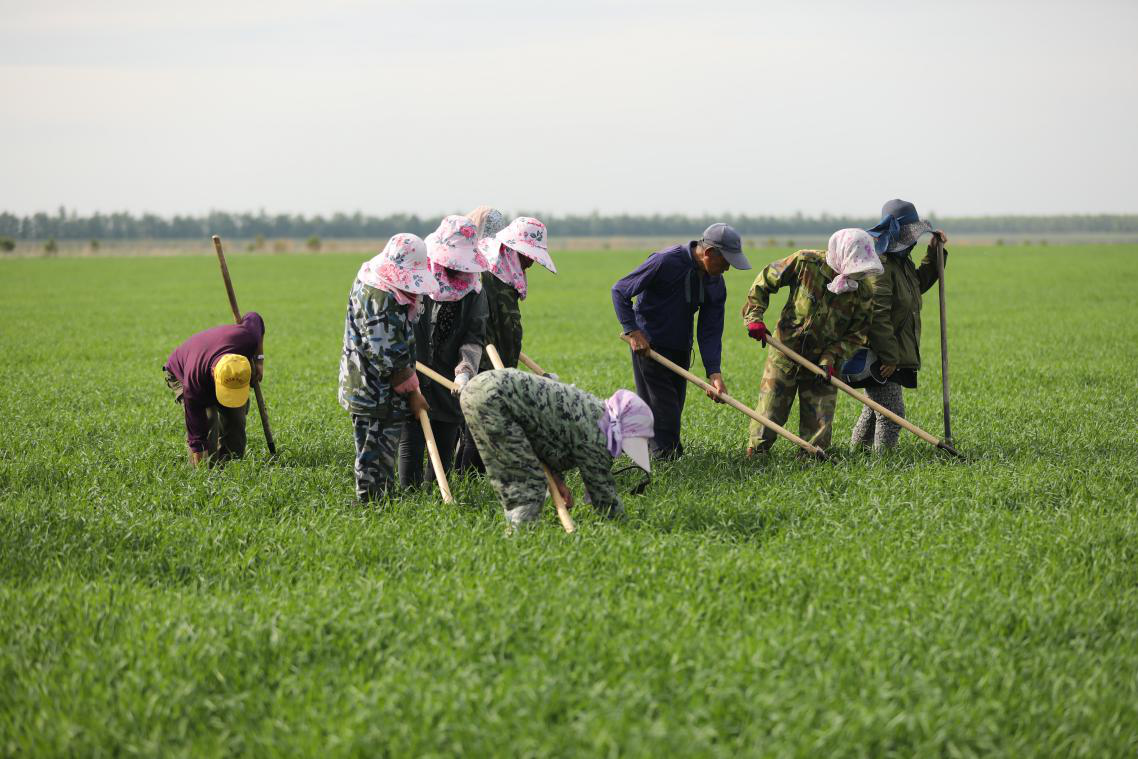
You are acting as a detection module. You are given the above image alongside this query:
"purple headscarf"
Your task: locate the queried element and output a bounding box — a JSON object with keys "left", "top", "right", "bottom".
{"left": 597, "top": 389, "right": 654, "bottom": 457}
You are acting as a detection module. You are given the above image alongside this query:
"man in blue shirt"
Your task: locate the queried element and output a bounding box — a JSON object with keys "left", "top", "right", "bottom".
{"left": 611, "top": 223, "right": 751, "bottom": 460}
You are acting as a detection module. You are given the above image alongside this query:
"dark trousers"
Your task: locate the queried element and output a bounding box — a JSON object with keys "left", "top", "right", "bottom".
{"left": 454, "top": 423, "right": 486, "bottom": 474}
{"left": 163, "top": 368, "right": 248, "bottom": 462}
{"left": 630, "top": 345, "right": 689, "bottom": 459}
{"left": 398, "top": 418, "right": 461, "bottom": 487}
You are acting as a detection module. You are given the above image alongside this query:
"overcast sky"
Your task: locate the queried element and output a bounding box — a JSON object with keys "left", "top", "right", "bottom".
{"left": 2, "top": 0, "right": 1136, "bottom": 218}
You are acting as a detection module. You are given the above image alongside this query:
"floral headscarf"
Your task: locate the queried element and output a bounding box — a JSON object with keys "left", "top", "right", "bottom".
{"left": 428, "top": 259, "right": 483, "bottom": 302}
{"left": 825, "top": 228, "right": 884, "bottom": 294}
{"left": 356, "top": 233, "right": 438, "bottom": 320}
{"left": 482, "top": 241, "right": 530, "bottom": 299}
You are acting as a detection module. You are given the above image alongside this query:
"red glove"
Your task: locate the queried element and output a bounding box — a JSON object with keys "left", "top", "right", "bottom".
{"left": 747, "top": 321, "right": 769, "bottom": 345}
{"left": 816, "top": 364, "right": 836, "bottom": 385}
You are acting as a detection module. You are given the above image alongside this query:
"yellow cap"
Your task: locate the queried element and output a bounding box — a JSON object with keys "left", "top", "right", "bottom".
{"left": 212, "top": 354, "right": 252, "bottom": 408}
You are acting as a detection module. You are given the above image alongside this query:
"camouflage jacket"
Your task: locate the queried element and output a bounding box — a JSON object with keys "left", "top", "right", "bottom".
{"left": 742, "top": 250, "right": 874, "bottom": 368}
{"left": 479, "top": 273, "right": 523, "bottom": 371}
{"left": 338, "top": 280, "right": 416, "bottom": 418}
{"left": 866, "top": 244, "right": 946, "bottom": 369}
{"left": 464, "top": 369, "right": 620, "bottom": 514}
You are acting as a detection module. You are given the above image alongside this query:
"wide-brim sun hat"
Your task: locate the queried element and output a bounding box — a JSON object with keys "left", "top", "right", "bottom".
{"left": 213, "top": 353, "right": 251, "bottom": 408}
{"left": 494, "top": 217, "right": 556, "bottom": 273}
{"left": 366, "top": 233, "right": 439, "bottom": 296}
{"left": 424, "top": 215, "right": 489, "bottom": 273}
{"left": 867, "top": 199, "right": 934, "bottom": 255}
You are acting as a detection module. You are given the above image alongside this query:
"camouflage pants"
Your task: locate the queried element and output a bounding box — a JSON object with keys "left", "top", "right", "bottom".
{"left": 460, "top": 382, "right": 549, "bottom": 526}
{"left": 352, "top": 414, "right": 402, "bottom": 502}
{"left": 163, "top": 368, "right": 248, "bottom": 461}
{"left": 850, "top": 381, "right": 905, "bottom": 450}
{"left": 748, "top": 354, "right": 837, "bottom": 452}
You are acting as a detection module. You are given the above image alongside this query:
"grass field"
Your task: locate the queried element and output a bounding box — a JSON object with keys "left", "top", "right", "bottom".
{"left": 2, "top": 244, "right": 1137, "bottom": 756}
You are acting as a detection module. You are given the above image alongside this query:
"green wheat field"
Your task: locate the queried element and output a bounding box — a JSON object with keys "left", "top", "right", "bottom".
{"left": 2, "top": 244, "right": 1137, "bottom": 756}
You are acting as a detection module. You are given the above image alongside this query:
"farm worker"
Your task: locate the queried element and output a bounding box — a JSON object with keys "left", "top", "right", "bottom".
{"left": 455, "top": 208, "right": 559, "bottom": 472}
{"left": 611, "top": 223, "right": 751, "bottom": 461}
{"left": 398, "top": 215, "right": 489, "bottom": 487}
{"left": 849, "top": 200, "right": 949, "bottom": 450}
{"left": 742, "top": 228, "right": 882, "bottom": 455}
{"left": 162, "top": 312, "right": 265, "bottom": 466}
{"left": 459, "top": 369, "right": 653, "bottom": 527}
{"left": 338, "top": 234, "right": 435, "bottom": 502}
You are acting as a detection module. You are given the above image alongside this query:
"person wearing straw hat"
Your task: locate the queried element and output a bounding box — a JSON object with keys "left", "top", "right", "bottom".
{"left": 849, "top": 199, "right": 949, "bottom": 450}
{"left": 162, "top": 311, "right": 266, "bottom": 466}
{"left": 742, "top": 229, "right": 882, "bottom": 455}
{"left": 611, "top": 222, "right": 752, "bottom": 461}
{"left": 398, "top": 215, "right": 490, "bottom": 488}
{"left": 455, "top": 208, "right": 559, "bottom": 473}
{"left": 460, "top": 369, "right": 653, "bottom": 527}
{"left": 339, "top": 233, "right": 435, "bottom": 502}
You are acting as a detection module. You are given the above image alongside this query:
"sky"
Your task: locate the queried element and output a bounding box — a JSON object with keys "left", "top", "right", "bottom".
{"left": 1, "top": 0, "right": 1136, "bottom": 218}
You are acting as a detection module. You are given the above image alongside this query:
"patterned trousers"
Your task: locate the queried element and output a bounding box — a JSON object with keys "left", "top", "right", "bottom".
{"left": 748, "top": 353, "right": 837, "bottom": 452}
{"left": 352, "top": 414, "right": 402, "bottom": 502}
{"left": 850, "top": 381, "right": 905, "bottom": 450}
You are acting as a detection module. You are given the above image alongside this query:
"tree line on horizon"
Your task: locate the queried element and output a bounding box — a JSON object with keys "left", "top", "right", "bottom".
{"left": 2, "top": 208, "right": 1137, "bottom": 240}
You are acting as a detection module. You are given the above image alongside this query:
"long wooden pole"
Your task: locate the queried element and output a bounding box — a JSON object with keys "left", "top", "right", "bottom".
{"left": 518, "top": 351, "right": 546, "bottom": 376}
{"left": 211, "top": 235, "right": 277, "bottom": 457}
{"left": 620, "top": 334, "right": 826, "bottom": 458}
{"left": 934, "top": 236, "right": 954, "bottom": 446}
{"left": 482, "top": 345, "right": 576, "bottom": 534}
{"left": 763, "top": 334, "right": 960, "bottom": 457}
{"left": 418, "top": 410, "right": 454, "bottom": 504}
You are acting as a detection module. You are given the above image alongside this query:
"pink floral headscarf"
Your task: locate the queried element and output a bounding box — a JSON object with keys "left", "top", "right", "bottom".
{"left": 428, "top": 259, "right": 483, "bottom": 302}
{"left": 425, "top": 215, "right": 489, "bottom": 302}
{"left": 825, "top": 228, "right": 884, "bottom": 294}
{"left": 482, "top": 241, "right": 530, "bottom": 299}
{"left": 356, "top": 233, "right": 438, "bottom": 320}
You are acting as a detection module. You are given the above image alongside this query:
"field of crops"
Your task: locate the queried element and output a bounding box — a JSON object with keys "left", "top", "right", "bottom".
{"left": 2, "top": 244, "right": 1137, "bottom": 756}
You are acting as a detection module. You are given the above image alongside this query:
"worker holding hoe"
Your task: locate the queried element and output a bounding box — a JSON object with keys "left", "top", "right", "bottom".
{"left": 611, "top": 223, "right": 751, "bottom": 461}
{"left": 339, "top": 233, "right": 435, "bottom": 503}
{"left": 742, "top": 228, "right": 882, "bottom": 456}
{"left": 455, "top": 207, "right": 559, "bottom": 473}
{"left": 459, "top": 369, "right": 653, "bottom": 527}
{"left": 162, "top": 312, "right": 266, "bottom": 466}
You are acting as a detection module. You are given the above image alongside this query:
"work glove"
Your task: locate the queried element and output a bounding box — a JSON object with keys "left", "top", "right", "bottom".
{"left": 542, "top": 372, "right": 560, "bottom": 382}
{"left": 815, "top": 364, "right": 836, "bottom": 386}
{"left": 747, "top": 321, "right": 769, "bottom": 346}
{"left": 452, "top": 372, "right": 472, "bottom": 396}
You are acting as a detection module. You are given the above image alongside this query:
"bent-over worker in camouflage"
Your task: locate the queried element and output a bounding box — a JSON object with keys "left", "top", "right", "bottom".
{"left": 339, "top": 234, "right": 434, "bottom": 502}
{"left": 459, "top": 369, "right": 653, "bottom": 527}
{"left": 742, "top": 229, "right": 881, "bottom": 454}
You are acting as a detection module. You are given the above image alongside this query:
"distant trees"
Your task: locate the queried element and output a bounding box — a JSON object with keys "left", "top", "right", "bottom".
{"left": 1, "top": 209, "right": 1136, "bottom": 240}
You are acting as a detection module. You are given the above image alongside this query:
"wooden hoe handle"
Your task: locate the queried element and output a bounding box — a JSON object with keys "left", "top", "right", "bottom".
{"left": 418, "top": 410, "right": 455, "bottom": 504}
{"left": 518, "top": 351, "right": 546, "bottom": 376}
{"left": 483, "top": 345, "right": 576, "bottom": 533}
{"left": 620, "top": 334, "right": 825, "bottom": 458}
{"left": 211, "top": 235, "right": 277, "bottom": 457}
{"left": 763, "top": 334, "right": 960, "bottom": 457}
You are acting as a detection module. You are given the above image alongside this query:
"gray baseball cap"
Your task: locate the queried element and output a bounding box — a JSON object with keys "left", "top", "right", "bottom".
{"left": 700, "top": 223, "right": 751, "bottom": 270}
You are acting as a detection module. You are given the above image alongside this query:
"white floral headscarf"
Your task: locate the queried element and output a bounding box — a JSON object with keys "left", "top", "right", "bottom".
{"left": 825, "top": 228, "right": 884, "bottom": 294}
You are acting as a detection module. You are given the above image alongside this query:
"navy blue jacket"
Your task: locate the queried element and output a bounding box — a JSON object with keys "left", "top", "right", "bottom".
{"left": 611, "top": 242, "right": 725, "bottom": 376}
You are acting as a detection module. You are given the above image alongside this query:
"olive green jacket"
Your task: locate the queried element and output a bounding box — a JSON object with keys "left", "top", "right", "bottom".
{"left": 478, "top": 273, "right": 523, "bottom": 371}
{"left": 866, "top": 243, "right": 947, "bottom": 370}
{"left": 742, "top": 250, "right": 874, "bottom": 368}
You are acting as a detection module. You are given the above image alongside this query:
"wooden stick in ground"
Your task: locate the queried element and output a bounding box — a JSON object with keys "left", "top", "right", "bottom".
{"left": 211, "top": 235, "right": 277, "bottom": 457}
{"left": 619, "top": 334, "right": 825, "bottom": 458}
{"left": 483, "top": 345, "right": 577, "bottom": 534}
{"left": 934, "top": 235, "right": 954, "bottom": 446}
{"left": 417, "top": 410, "right": 455, "bottom": 504}
{"left": 763, "top": 334, "right": 961, "bottom": 457}
{"left": 518, "top": 351, "right": 547, "bottom": 376}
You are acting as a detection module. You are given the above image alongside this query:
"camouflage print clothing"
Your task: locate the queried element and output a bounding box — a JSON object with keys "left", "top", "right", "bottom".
{"left": 748, "top": 352, "right": 837, "bottom": 452}
{"left": 352, "top": 414, "right": 402, "bottom": 502}
{"left": 460, "top": 369, "right": 622, "bottom": 526}
{"left": 338, "top": 279, "right": 416, "bottom": 502}
{"left": 338, "top": 279, "right": 416, "bottom": 420}
{"left": 742, "top": 250, "right": 875, "bottom": 369}
{"left": 743, "top": 250, "right": 873, "bottom": 452}
{"left": 479, "top": 273, "right": 523, "bottom": 371}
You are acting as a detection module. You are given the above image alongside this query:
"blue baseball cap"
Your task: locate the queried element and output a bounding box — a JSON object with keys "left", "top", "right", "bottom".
{"left": 700, "top": 223, "right": 751, "bottom": 270}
